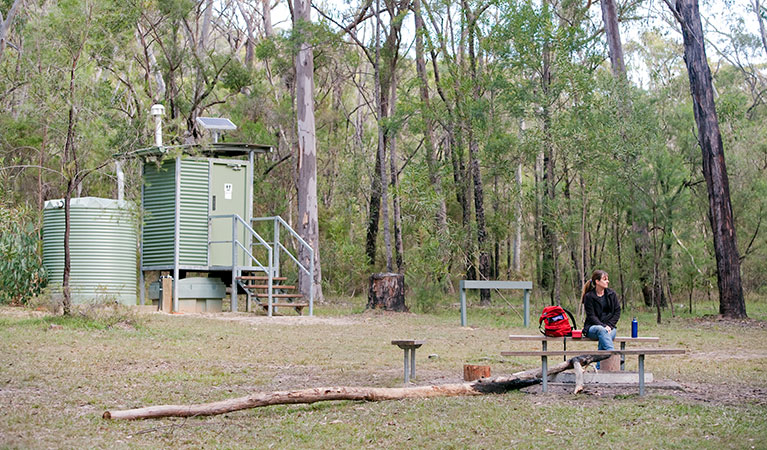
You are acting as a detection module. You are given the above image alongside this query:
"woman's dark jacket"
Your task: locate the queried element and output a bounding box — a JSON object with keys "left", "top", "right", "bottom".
{"left": 582, "top": 288, "right": 621, "bottom": 331}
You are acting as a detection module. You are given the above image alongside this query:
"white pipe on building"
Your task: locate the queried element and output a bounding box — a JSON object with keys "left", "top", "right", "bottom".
{"left": 115, "top": 160, "right": 124, "bottom": 201}
{"left": 150, "top": 104, "right": 165, "bottom": 147}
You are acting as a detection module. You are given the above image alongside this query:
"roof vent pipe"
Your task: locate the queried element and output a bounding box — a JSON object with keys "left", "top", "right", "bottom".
{"left": 115, "top": 160, "right": 124, "bottom": 201}
{"left": 150, "top": 104, "right": 165, "bottom": 147}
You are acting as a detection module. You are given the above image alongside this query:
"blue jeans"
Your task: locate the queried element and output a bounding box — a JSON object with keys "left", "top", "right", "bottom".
{"left": 587, "top": 325, "right": 617, "bottom": 369}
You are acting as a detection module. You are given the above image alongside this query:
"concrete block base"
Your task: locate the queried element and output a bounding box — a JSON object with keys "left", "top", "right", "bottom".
{"left": 178, "top": 299, "right": 223, "bottom": 313}
{"left": 552, "top": 371, "right": 653, "bottom": 384}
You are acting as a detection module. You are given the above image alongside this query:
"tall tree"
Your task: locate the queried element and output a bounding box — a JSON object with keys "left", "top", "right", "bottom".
{"left": 600, "top": 0, "right": 664, "bottom": 308}
{"left": 462, "top": 0, "right": 492, "bottom": 304}
{"left": 668, "top": 0, "right": 747, "bottom": 317}
{"left": 0, "top": 0, "right": 22, "bottom": 64}
{"left": 600, "top": 0, "right": 625, "bottom": 79}
{"left": 413, "top": 0, "right": 448, "bottom": 238}
{"left": 294, "top": 0, "right": 324, "bottom": 302}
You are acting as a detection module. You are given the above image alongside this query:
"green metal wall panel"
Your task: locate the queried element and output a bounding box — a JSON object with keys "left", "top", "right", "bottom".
{"left": 179, "top": 160, "right": 209, "bottom": 265}
{"left": 142, "top": 161, "right": 176, "bottom": 266}
{"left": 42, "top": 198, "right": 137, "bottom": 305}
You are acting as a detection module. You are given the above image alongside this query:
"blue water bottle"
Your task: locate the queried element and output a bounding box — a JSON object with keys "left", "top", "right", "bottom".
{"left": 631, "top": 317, "right": 638, "bottom": 338}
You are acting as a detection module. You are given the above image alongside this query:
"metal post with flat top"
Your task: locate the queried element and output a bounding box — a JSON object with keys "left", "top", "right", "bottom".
{"left": 460, "top": 280, "right": 467, "bottom": 327}
{"left": 392, "top": 340, "right": 425, "bottom": 383}
{"left": 542, "top": 340, "right": 548, "bottom": 392}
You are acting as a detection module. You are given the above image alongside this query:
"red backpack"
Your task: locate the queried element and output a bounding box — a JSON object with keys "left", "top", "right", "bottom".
{"left": 539, "top": 306, "right": 577, "bottom": 337}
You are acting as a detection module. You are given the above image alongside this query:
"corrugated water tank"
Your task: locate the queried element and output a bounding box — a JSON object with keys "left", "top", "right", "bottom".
{"left": 43, "top": 197, "right": 138, "bottom": 305}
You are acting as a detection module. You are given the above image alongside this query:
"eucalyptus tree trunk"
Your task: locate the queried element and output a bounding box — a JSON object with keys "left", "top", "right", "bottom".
{"left": 464, "top": 0, "right": 491, "bottom": 304}
{"left": 673, "top": 0, "right": 746, "bottom": 318}
{"left": 186, "top": 0, "right": 215, "bottom": 140}
{"left": 388, "top": 78, "right": 404, "bottom": 272}
{"left": 365, "top": 0, "right": 404, "bottom": 271}
{"left": 235, "top": 0, "right": 255, "bottom": 67}
{"left": 513, "top": 163, "right": 522, "bottom": 272}
{"left": 60, "top": 31, "right": 87, "bottom": 316}
{"left": 0, "top": 0, "right": 22, "bottom": 64}
{"left": 414, "top": 0, "right": 448, "bottom": 236}
{"left": 365, "top": 0, "right": 393, "bottom": 270}
{"left": 38, "top": 122, "right": 48, "bottom": 211}
{"left": 599, "top": 0, "right": 662, "bottom": 308}
{"left": 539, "top": 0, "right": 559, "bottom": 305}
{"left": 534, "top": 151, "right": 543, "bottom": 286}
{"left": 600, "top": 0, "right": 625, "bottom": 78}
{"left": 754, "top": 0, "right": 767, "bottom": 56}
{"left": 294, "top": 0, "right": 324, "bottom": 302}
{"left": 424, "top": 5, "right": 473, "bottom": 280}
{"left": 263, "top": 0, "right": 274, "bottom": 39}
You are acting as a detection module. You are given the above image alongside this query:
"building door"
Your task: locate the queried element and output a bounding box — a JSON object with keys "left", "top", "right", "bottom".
{"left": 209, "top": 161, "right": 248, "bottom": 266}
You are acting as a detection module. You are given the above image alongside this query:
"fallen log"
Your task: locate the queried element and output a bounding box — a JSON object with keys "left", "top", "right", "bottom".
{"left": 104, "top": 354, "right": 608, "bottom": 420}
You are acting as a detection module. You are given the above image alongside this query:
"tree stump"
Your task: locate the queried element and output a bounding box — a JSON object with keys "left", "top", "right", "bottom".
{"left": 602, "top": 354, "right": 620, "bottom": 372}
{"left": 367, "top": 273, "right": 408, "bottom": 312}
{"left": 463, "top": 364, "right": 491, "bottom": 381}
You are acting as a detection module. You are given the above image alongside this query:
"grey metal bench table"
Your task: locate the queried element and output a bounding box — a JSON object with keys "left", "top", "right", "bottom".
{"left": 508, "top": 335, "right": 660, "bottom": 370}
{"left": 501, "top": 348, "right": 685, "bottom": 396}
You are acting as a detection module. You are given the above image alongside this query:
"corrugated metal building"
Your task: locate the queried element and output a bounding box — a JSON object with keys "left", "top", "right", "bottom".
{"left": 132, "top": 143, "right": 271, "bottom": 312}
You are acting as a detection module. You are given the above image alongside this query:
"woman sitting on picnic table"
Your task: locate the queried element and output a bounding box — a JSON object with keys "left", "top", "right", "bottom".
{"left": 582, "top": 270, "right": 621, "bottom": 364}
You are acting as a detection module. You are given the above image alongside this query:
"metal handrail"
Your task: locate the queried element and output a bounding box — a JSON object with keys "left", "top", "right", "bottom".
{"left": 277, "top": 242, "right": 312, "bottom": 277}
{"left": 209, "top": 214, "right": 275, "bottom": 315}
{"left": 251, "top": 216, "right": 314, "bottom": 273}
{"left": 251, "top": 215, "right": 314, "bottom": 316}
{"left": 209, "top": 214, "right": 315, "bottom": 317}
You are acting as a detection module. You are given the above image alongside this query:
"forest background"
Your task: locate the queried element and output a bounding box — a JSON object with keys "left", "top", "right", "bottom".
{"left": 0, "top": 0, "right": 765, "bottom": 316}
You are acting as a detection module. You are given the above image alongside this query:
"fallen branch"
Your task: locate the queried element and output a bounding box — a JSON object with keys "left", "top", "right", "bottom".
{"left": 104, "top": 354, "right": 608, "bottom": 420}
{"left": 573, "top": 360, "right": 585, "bottom": 394}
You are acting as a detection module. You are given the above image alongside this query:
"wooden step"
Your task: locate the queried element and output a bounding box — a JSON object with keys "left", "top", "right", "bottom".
{"left": 258, "top": 302, "right": 309, "bottom": 315}
{"left": 244, "top": 284, "right": 297, "bottom": 290}
{"left": 237, "top": 275, "right": 287, "bottom": 281}
{"left": 258, "top": 302, "right": 309, "bottom": 308}
{"left": 255, "top": 293, "right": 303, "bottom": 298}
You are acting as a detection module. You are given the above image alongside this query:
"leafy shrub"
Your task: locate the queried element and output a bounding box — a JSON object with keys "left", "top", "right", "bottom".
{"left": 0, "top": 202, "right": 46, "bottom": 304}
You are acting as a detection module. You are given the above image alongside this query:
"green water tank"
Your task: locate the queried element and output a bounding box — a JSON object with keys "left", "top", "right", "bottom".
{"left": 43, "top": 197, "right": 138, "bottom": 305}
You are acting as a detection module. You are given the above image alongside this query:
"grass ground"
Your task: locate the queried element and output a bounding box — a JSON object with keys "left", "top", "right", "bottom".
{"left": 1, "top": 295, "right": 766, "bottom": 449}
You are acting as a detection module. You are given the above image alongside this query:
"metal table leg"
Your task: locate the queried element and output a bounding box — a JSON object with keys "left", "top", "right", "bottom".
{"left": 542, "top": 355, "right": 548, "bottom": 393}
{"left": 620, "top": 342, "right": 626, "bottom": 371}
{"left": 410, "top": 347, "right": 416, "bottom": 380}
{"left": 638, "top": 354, "right": 645, "bottom": 396}
{"left": 403, "top": 349, "right": 411, "bottom": 383}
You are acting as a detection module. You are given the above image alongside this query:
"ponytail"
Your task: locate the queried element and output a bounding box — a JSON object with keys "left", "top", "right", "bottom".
{"left": 580, "top": 280, "right": 592, "bottom": 304}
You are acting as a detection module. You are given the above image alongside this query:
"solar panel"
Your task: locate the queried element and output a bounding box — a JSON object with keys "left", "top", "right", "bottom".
{"left": 196, "top": 117, "right": 237, "bottom": 130}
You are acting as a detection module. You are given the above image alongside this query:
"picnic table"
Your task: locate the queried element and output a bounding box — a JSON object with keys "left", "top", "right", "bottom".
{"left": 504, "top": 334, "right": 683, "bottom": 395}
{"left": 508, "top": 334, "right": 660, "bottom": 370}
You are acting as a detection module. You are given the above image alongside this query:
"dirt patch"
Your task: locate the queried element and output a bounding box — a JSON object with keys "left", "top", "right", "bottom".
{"left": 0, "top": 305, "right": 50, "bottom": 319}
{"left": 687, "top": 349, "right": 767, "bottom": 360}
{"left": 686, "top": 315, "right": 767, "bottom": 329}
{"left": 676, "top": 382, "right": 767, "bottom": 406}
{"left": 518, "top": 378, "right": 767, "bottom": 407}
